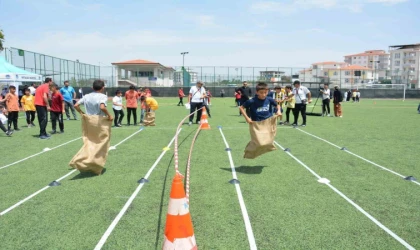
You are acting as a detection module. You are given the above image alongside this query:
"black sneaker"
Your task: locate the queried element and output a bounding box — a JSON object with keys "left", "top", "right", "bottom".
{"left": 31, "top": 123, "right": 36, "bottom": 127}
{"left": 14, "top": 128, "right": 21, "bottom": 131}
{"left": 6, "top": 130, "right": 13, "bottom": 136}
{"left": 51, "top": 130, "right": 57, "bottom": 134}
{"left": 291, "top": 123, "right": 298, "bottom": 127}
{"left": 60, "top": 130, "right": 64, "bottom": 134}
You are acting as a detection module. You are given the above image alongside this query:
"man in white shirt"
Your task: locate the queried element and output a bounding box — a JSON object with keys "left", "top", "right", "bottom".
{"left": 188, "top": 81, "right": 207, "bottom": 125}
{"left": 320, "top": 83, "right": 331, "bottom": 117}
{"left": 290, "top": 80, "right": 311, "bottom": 127}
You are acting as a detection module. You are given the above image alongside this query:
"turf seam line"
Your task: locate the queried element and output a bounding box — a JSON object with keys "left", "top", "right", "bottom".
{"left": 94, "top": 129, "right": 182, "bottom": 250}
{"left": 0, "top": 136, "right": 82, "bottom": 171}
{"left": 0, "top": 129, "right": 145, "bottom": 217}
{"left": 296, "top": 128, "right": 420, "bottom": 186}
{"left": 274, "top": 141, "right": 415, "bottom": 250}
{"left": 218, "top": 127, "right": 258, "bottom": 250}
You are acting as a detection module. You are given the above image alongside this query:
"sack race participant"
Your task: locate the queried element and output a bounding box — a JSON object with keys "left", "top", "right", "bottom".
{"left": 141, "top": 96, "right": 159, "bottom": 126}
{"left": 239, "top": 82, "right": 281, "bottom": 159}
{"left": 71, "top": 80, "right": 113, "bottom": 175}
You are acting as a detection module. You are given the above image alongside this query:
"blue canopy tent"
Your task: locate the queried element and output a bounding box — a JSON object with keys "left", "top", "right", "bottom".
{"left": 0, "top": 56, "right": 42, "bottom": 87}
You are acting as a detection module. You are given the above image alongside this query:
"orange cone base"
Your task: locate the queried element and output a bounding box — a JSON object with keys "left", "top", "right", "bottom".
{"left": 163, "top": 235, "right": 197, "bottom": 250}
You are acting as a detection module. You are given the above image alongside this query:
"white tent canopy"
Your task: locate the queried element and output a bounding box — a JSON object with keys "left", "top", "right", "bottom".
{"left": 0, "top": 56, "right": 43, "bottom": 86}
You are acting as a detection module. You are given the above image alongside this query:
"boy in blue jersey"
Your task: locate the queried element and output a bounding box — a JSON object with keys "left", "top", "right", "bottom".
{"left": 239, "top": 82, "right": 281, "bottom": 123}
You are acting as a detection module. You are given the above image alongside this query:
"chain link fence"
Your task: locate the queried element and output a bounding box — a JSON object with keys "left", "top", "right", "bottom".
{"left": 1, "top": 48, "right": 100, "bottom": 87}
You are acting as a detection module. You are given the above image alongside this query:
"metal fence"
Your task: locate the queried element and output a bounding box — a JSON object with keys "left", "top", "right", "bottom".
{"left": 1, "top": 47, "right": 100, "bottom": 87}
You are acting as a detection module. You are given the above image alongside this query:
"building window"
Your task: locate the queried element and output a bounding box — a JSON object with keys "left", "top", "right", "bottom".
{"left": 324, "top": 72, "right": 328, "bottom": 76}
{"left": 395, "top": 53, "right": 400, "bottom": 59}
{"left": 395, "top": 61, "right": 400, "bottom": 66}
{"left": 345, "top": 79, "right": 349, "bottom": 83}
{"left": 362, "top": 71, "right": 365, "bottom": 75}
{"left": 333, "top": 71, "right": 337, "bottom": 76}
{"left": 135, "top": 71, "right": 154, "bottom": 77}
{"left": 345, "top": 71, "right": 350, "bottom": 75}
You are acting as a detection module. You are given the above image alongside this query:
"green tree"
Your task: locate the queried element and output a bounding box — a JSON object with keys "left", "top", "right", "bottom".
{"left": 0, "top": 29, "right": 4, "bottom": 52}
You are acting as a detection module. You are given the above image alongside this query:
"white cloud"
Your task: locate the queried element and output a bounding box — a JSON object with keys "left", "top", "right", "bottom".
{"left": 196, "top": 15, "right": 216, "bottom": 27}
{"left": 250, "top": 0, "right": 409, "bottom": 14}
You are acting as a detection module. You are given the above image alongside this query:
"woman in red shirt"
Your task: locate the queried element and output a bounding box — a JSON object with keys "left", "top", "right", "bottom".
{"left": 125, "top": 85, "right": 139, "bottom": 125}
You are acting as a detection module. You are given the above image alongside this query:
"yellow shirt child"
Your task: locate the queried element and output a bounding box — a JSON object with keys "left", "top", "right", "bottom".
{"left": 145, "top": 97, "right": 159, "bottom": 111}
{"left": 21, "top": 94, "right": 36, "bottom": 111}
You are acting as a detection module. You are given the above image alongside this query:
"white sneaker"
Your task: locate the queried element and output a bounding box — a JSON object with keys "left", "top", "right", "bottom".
{"left": 339, "top": 116, "right": 342, "bottom": 118}
{"left": 197, "top": 121, "right": 201, "bottom": 125}
{"left": 188, "top": 122, "right": 192, "bottom": 126}
{"left": 327, "top": 114, "right": 331, "bottom": 117}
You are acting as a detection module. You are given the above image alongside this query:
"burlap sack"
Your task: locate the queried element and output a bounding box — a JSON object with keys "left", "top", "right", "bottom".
{"left": 69, "top": 114, "right": 112, "bottom": 175}
{"left": 144, "top": 112, "right": 156, "bottom": 126}
{"left": 244, "top": 116, "right": 277, "bottom": 159}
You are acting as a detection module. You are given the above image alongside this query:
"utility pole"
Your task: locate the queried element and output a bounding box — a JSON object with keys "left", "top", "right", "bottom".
{"left": 181, "top": 52, "right": 189, "bottom": 86}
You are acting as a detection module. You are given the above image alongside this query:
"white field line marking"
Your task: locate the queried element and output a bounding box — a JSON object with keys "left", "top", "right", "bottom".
{"left": 94, "top": 129, "right": 182, "bottom": 250}
{"left": 296, "top": 128, "right": 420, "bottom": 186}
{"left": 0, "top": 137, "right": 82, "bottom": 171}
{"left": 274, "top": 141, "right": 415, "bottom": 250}
{"left": 0, "top": 169, "right": 77, "bottom": 216}
{"left": 218, "top": 127, "right": 257, "bottom": 250}
{"left": 0, "top": 129, "right": 145, "bottom": 216}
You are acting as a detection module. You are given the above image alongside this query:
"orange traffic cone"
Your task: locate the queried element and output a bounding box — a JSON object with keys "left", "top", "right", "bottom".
{"left": 163, "top": 173, "right": 198, "bottom": 250}
{"left": 200, "top": 107, "right": 210, "bottom": 130}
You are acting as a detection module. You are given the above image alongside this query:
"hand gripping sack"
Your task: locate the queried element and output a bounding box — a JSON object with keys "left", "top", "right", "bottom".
{"left": 144, "top": 112, "right": 156, "bottom": 126}
{"left": 69, "top": 114, "right": 112, "bottom": 175}
{"left": 244, "top": 116, "right": 277, "bottom": 159}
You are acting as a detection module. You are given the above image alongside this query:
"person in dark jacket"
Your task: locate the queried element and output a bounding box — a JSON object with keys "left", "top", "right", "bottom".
{"left": 333, "top": 85, "right": 343, "bottom": 118}
{"left": 346, "top": 90, "right": 351, "bottom": 102}
{"left": 238, "top": 81, "right": 252, "bottom": 117}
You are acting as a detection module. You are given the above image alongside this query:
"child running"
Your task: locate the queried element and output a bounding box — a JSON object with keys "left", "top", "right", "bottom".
{"left": 239, "top": 82, "right": 281, "bottom": 124}
{"left": 21, "top": 88, "right": 36, "bottom": 128}
{"left": 50, "top": 84, "right": 65, "bottom": 134}
{"left": 283, "top": 86, "right": 295, "bottom": 125}
{"left": 112, "top": 90, "right": 125, "bottom": 127}
{"left": 0, "top": 86, "right": 20, "bottom": 132}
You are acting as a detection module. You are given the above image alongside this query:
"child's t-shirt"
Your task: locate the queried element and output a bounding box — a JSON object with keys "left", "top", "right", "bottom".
{"left": 145, "top": 97, "right": 159, "bottom": 111}
{"left": 242, "top": 96, "right": 277, "bottom": 121}
{"left": 21, "top": 95, "right": 36, "bottom": 111}
{"left": 112, "top": 96, "right": 123, "bottom": 110}
{"left": 6, "top": 93, "right": 19, "bottom": 112}
{"left": 77, "top": 92, "right": 108, "bottom": 116}
{"left": 125, "top": 91, "right": 139, "bottom": 108}
{"left": 50, "top": 92, "right": 64, "bottom": 112}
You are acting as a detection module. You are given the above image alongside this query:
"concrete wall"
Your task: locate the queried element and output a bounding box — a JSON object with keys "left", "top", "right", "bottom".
{"left": 75, "top": 87, "right": 420, "bottom": 99}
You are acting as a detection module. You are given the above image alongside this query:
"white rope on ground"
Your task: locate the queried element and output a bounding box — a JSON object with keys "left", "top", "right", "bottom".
{"left": 0, "top": 129, "right": 145, "bottom": 216}
{"left": 295, "top": 128, "right": 420, "bottom": 186}
{"left": 94, "top": 129, "right": 182, "bottom": 250}
{"left": 274, "top": 140, "right": 415, "bottom": 250}
{"left": 0, "top": 137, "right": 82, "bottom": 171}
{"left": 185, "top": 125, "right": 202, "bottom": 204}
{"left": 218, "top": 127, "right": 257, "bottom": 250}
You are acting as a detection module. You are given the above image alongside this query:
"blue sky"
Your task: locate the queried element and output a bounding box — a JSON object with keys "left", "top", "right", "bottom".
{"left": 0, "top": 0, "right": 419, "bottom": 68}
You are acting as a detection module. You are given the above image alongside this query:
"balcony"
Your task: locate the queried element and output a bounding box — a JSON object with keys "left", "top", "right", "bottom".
{"left": 403, "top": 63, "right": 416, "bottom": 68}
{"left": 403, "top": 54, "right": 416, "bottom": 59}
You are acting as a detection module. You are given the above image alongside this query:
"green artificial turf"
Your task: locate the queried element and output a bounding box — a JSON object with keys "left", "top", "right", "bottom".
{"left": 0, "top": 97, "right": 419, "bottom": 249}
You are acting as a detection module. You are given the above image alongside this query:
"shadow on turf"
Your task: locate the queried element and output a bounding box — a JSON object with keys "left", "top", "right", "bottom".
{"left": 220, "top": 165, "right": 267, "bottom": 174}
{"left": 70, "top": 168, "right": 107, "bottom": 180}
{"left": 154, "top": 129, "right": 196, "bottom": 250}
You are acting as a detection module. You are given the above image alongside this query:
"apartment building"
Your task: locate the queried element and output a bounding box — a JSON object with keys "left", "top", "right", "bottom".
{"left": 389, "top": 43, "right": 420, "bottom": 88}
{"left": 344, "top": 50, "right": 390, "bottom": 80}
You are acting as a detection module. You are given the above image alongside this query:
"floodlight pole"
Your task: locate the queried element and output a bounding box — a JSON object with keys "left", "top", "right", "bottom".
{"left": 181, "top": 52, "right": 189, "bottom": 86}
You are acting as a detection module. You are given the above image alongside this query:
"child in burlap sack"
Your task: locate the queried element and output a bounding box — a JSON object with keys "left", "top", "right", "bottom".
{"left": 239, "top": 82, "right": 281, "bottom": 159}
{"left": 140, "top": 96, "right": 158, "bottom": 126}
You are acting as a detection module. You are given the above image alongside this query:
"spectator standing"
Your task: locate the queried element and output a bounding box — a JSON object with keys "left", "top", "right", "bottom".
{"left": 35, "top": 78, "right": 53, "bottom": 139}
{"left": 78, "top": 88, "right": 83, "bottom": 98}
{"left": 356, "top": 90, "right": 360, "bottom": 102}
{"left": 28, "top": 83, "right": 36, "bottom": 96}
{"left": 21, "top": 88, "right": 36, "bottom": 127}
{"left": 346, "top": 90, "right": 351, "bottom": 102}
{"left": 290, "top": 80, "right": 311, "bottom": 127}
{"left": 320, "top": 83, "right": 331, "bottom": 117}
{"left": 220, "top": 89, "right": 225, "bottom": 98}
{"left": 238, "top": 81, "right": 252, "bottom": 116}
{"left": 112, "top": 90, "right": 125, "bottom": 127}
{"left": 60, "top": 80, "right": 78, "bottom": 120}
{"left": 125, "top": 85, "right": 139, "bottom": 126}
{"left": 333, "top": 85, "right": 343, "bottom": 117}
{"left": 188, "top": 81, "right": 206, "bottom": 125}
{"left": 50, "top": 83, "right": 65, "bottom": 134}
{"left": 283, "top": 85, "right": 295, "bottom": 125}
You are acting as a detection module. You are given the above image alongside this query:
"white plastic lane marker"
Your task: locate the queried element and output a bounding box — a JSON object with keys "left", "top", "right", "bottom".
{"left": 274, "top": 141, "right": 415, "bottom": 250}
{"left": 94, "top": 129, "right": 182, "bottom": 250}
{"left": 295, "top": 128, "right": 420, "bottom": 186}
{"left": 0, "top": 137, "right": 82, "bottom": 171}
{"left": 218, "top": 126, "right": 257, "bottom": 250}
{"left": 0, "top": 129, "right": 145, "bottom": 216}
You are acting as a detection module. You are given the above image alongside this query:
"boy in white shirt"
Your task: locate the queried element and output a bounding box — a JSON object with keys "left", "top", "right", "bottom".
{"left": 320, "top": 83, "right": 331, "bottom": 116}
{"left": 112, "top": 90, "right": 125, "bottom": 127}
